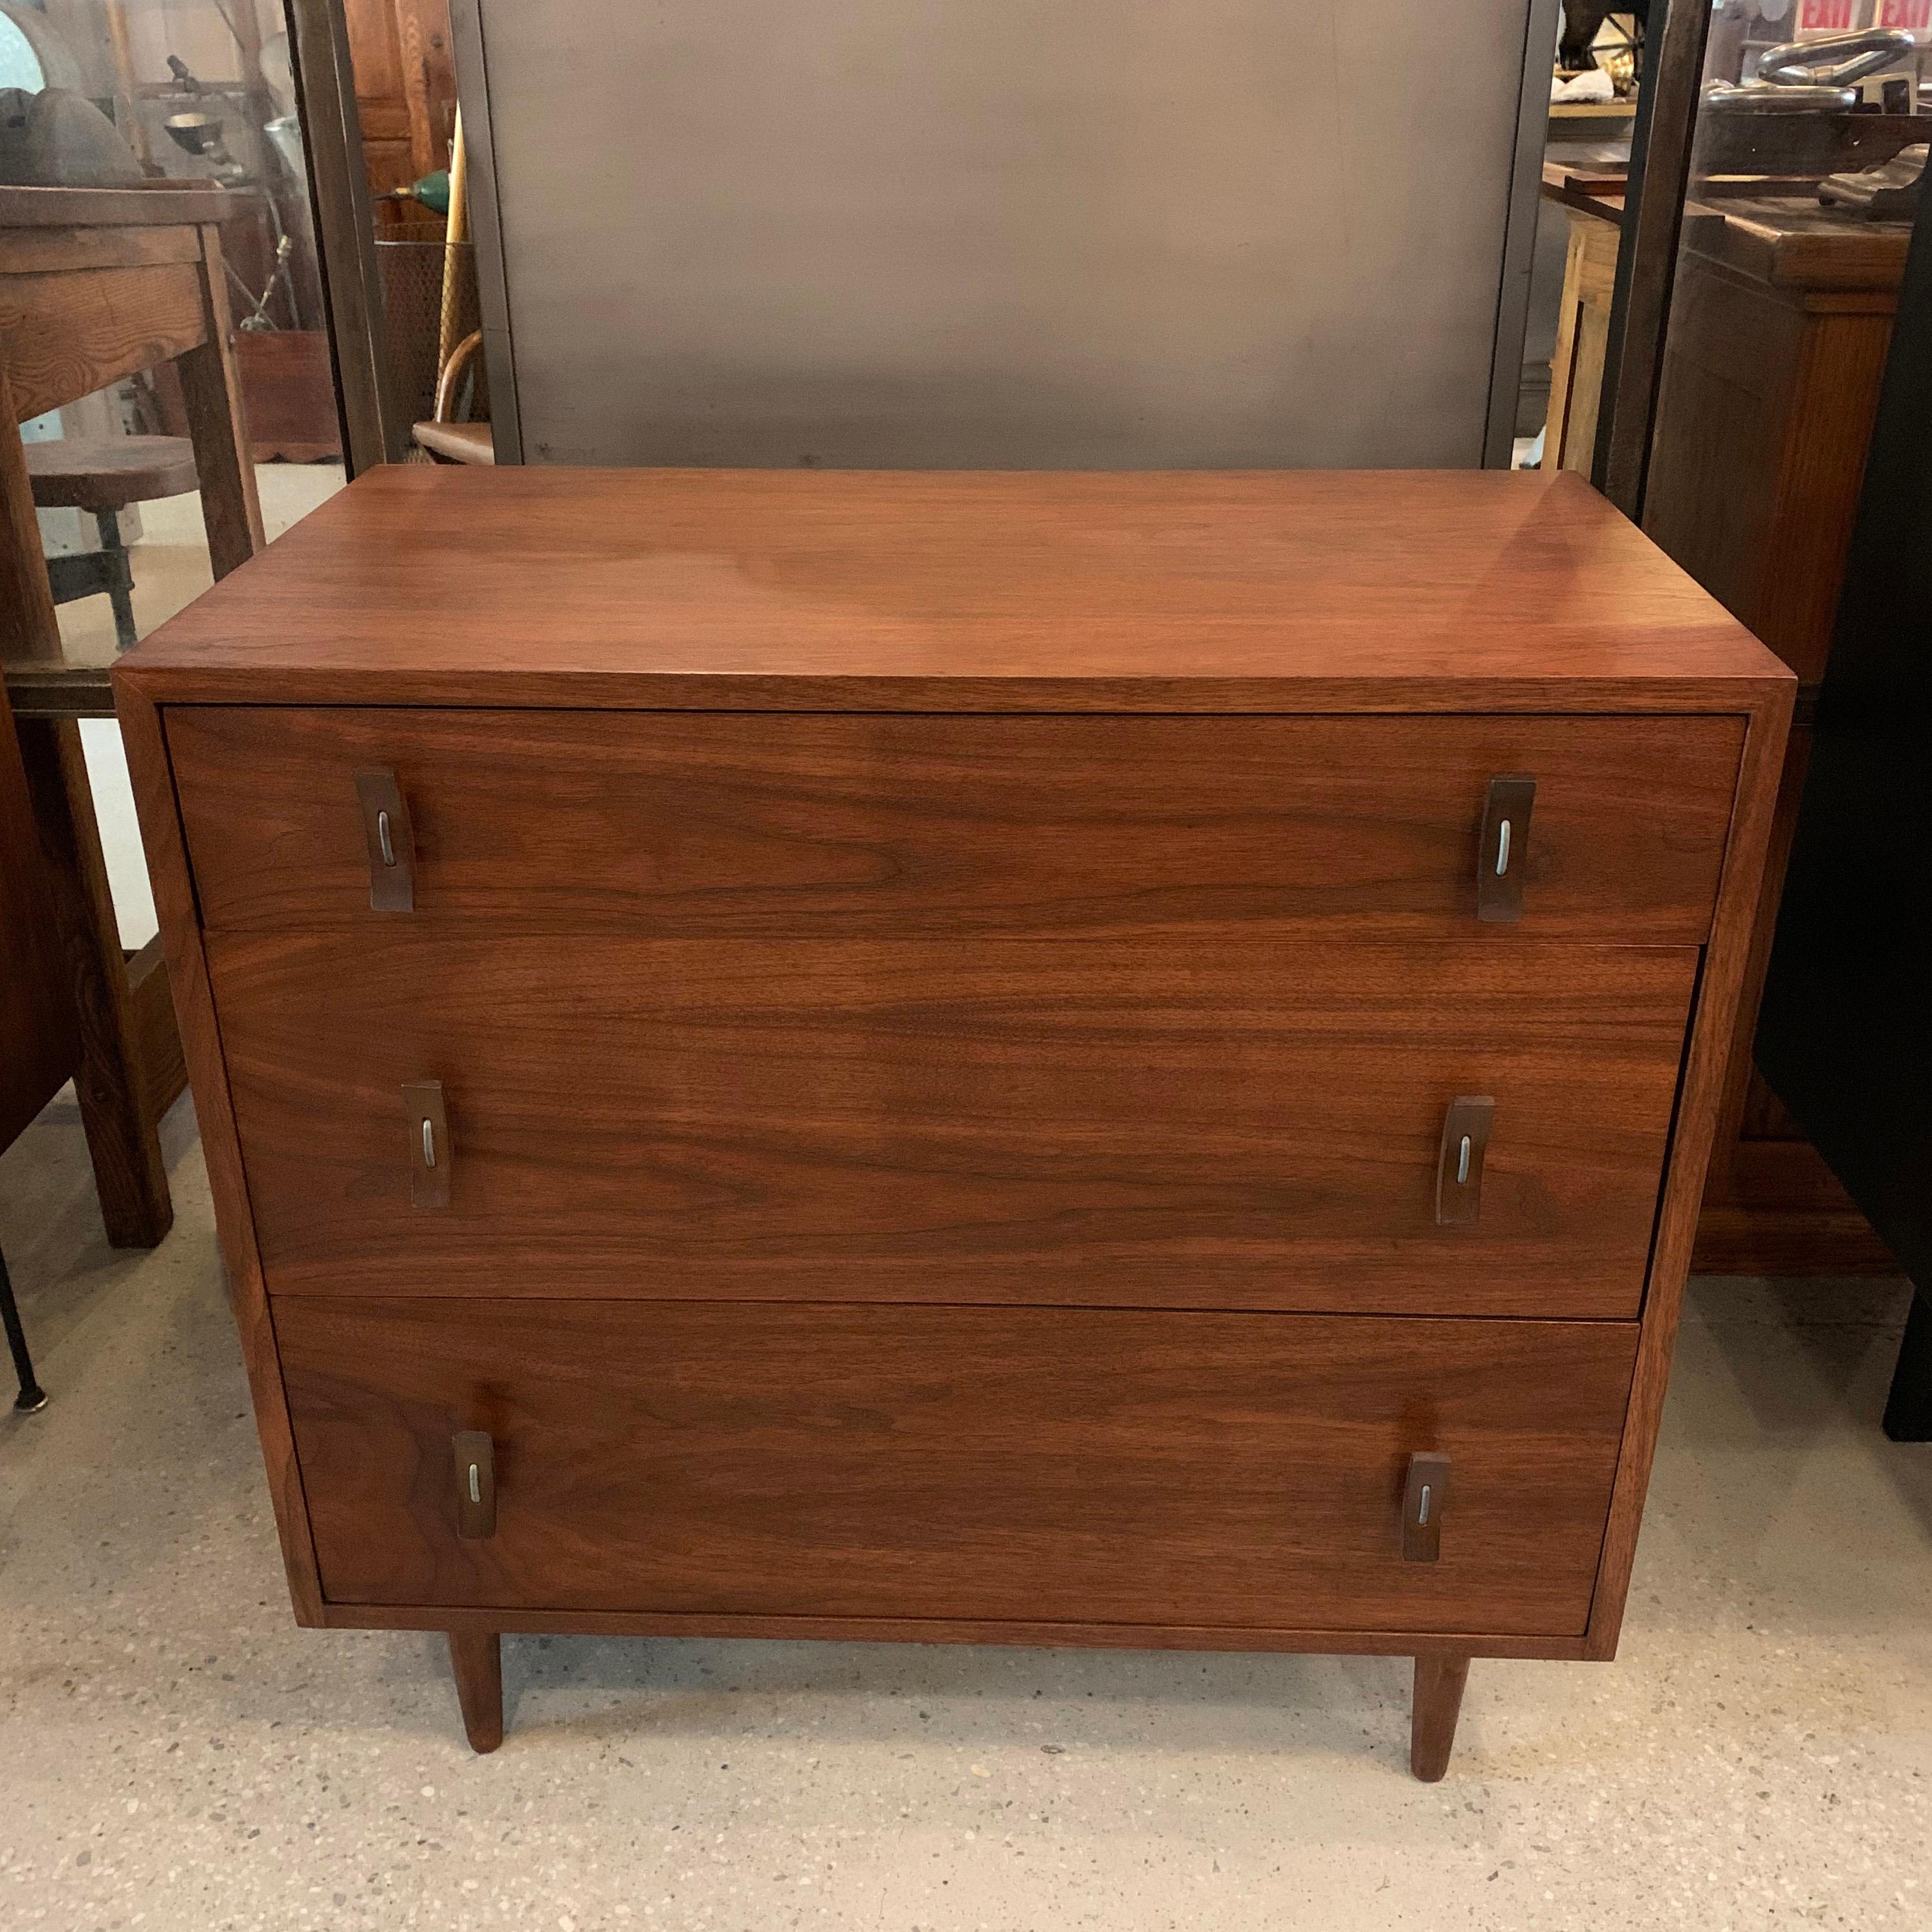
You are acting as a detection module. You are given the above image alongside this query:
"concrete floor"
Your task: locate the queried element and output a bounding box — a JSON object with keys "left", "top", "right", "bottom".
{"left": 2, "top": 1097, "right": 1928, "bottom": 1932}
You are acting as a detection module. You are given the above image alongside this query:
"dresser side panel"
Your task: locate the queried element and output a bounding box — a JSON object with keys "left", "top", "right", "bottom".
{"left": 1584, "top": 686, "right": 1795, "bottom": 1657}
{"left": 115, "top": 690, "right": 325, "bottom": 1625}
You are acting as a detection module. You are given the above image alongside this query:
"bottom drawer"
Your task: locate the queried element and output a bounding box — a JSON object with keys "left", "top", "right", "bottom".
{"left": 276, "top": 1299, "right": 1637, "bottom": 1639}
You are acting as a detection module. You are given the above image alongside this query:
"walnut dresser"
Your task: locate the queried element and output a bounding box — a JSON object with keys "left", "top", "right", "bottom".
{"left": 115, "top": 466, "right": 1791, "bottom": 1776}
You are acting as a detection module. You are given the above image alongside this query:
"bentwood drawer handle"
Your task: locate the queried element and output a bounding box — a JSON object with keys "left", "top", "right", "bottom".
{"left": 1401, "top": 1451, "right": 1451, "bottom": 1563}
{"left": 453, "top": 1430, "right": 496, "bottom": 1539}
{"left": 403, "top": 1079, "right": 451, "bottom": 1209}
{"left": 1476, "top": 774, "right": 1535, "bottom": 923}
{"left": 355, "top": 769, "right": 416, "bottom": 912}
{"left": 1434, "top": 1095, "right": 1495, "bottom": 1227}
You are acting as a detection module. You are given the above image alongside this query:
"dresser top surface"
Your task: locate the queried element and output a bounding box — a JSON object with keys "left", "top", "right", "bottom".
{"left": 118, "top": 465, "right": 1790, "bottom": 712}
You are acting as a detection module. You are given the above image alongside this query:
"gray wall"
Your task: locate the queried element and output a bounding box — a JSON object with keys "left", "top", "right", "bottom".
{"left": 467, "top": 1, "right": 1542, "bottom": 468}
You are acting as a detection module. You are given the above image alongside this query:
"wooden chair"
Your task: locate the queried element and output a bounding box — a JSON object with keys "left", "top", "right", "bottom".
{"left": 1, "top": 181, "right": 264, "bottom": 1249}
{"left": 412, "top": 329, "right": 493, "bottom": 464}
{"left": 26, "top": 435, "right": 199, "bottom": 650}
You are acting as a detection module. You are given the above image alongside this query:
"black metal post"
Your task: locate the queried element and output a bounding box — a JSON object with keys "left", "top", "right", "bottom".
{"left": 1594, "top": 0, "right": 1716, "bottom": 517}
{"left": 1882, "top": 1291, "right": 1932, "bottom": 1444}
{"left": 96, "top": 509, "right": 138, "bottom": 651}
{"left": 0, "top": 1242, "right": 47, "bottom": 1414}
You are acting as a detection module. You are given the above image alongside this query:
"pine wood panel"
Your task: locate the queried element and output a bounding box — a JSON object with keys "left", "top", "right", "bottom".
{"left": 277, "top": 1297, "right": 1640, "bottom": 1638}
{"left": 1544, "top": 205, "right": 1619, "bottom": 477}
{"left": 210, "top": 934, "right": 1698, "bottom": 1319}
{"left": 344, "top": 0, "right": 456, "bottom": 191}
{"left": 167, "top": 707, "right": 1745, "bottom": 942}
{"left": 0, "top": 228, "right": 204, "bottom": 276}
{"left": 0, "top": 262, "right": 207, "bottom": 423}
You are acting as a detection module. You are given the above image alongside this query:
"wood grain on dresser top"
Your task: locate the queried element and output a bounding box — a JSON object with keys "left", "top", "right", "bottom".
{"left": 169, "top": 708, "right": 1744, "bottom": 942}
{"left": 276, "top": 1298, "right": 1638, "bottom": 1638}
{"left": 213, "top": 934, "right": 1696, "bottom": 1319}
{"left": 115, "top": 466, "right": 1791, "bottom": 713}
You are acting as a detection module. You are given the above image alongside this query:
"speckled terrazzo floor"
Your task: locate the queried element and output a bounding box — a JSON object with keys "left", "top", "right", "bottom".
{"left": 3, "top": 1092, "right": 1929, "bottom": 1931}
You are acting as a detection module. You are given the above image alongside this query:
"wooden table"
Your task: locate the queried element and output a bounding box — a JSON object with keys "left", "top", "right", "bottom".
{"left": 1, "top": 182, "right": 266, "bottom": 1246}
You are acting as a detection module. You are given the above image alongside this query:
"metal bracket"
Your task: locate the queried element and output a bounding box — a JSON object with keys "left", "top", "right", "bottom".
{"left": 1476, "top": 774, "right": 1535, "bottom": 923}
{"left": 453, "top": 1429, "right": 496, "bottom": 1538}
{"left": 355, "top": 769, "right": 415, "bottom": 912}
{"left": 1402, "top": 1451, "right": 1451, "bottom": 1562}
{"left": 1435, "top": 1096, "right": 1495, "bottom": 1228}
{"left": 403, "top": 1079, "right": 451, "bottom": 1209}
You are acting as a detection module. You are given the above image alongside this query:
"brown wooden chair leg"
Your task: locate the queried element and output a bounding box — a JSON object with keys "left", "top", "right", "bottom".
{"left": 180, "top": 224, "right": 267, "bottom": 580}
{"left": 1410, "top": 1654, "right": 1471, "bottom": 1782}
{"left": 14, "top": 719, "right": 173, "bottom": 1249}
{"left": 447, "top": 1630, "right": 503, "bottom": 1753}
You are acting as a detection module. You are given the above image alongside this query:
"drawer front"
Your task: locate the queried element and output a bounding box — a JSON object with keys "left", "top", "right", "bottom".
{"left": 213, "top": 934, "right": 1695, "bottom": 1319}
{"left": 168, "top": 708, "right": 1744, "bottom": 940}
{"left": 278, "top": 1297, "right": 1638, "bottom": 1638}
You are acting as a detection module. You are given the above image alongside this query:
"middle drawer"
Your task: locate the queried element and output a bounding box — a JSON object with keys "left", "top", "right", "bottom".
{"left": 212, "top": 934, "right": 1695, "bottom": 1319}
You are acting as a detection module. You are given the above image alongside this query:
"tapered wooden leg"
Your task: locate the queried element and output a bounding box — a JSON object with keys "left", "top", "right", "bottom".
{"left": 447, "top": 1630, "right": 503, "bottom": 1753}
{"left": 1409, "top": 1654, "right": 1471, "bottom": 1782}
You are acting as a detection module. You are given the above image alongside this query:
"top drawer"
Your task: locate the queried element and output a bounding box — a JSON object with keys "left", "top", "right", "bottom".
{"left": 167, "top": 708, "right": 1744, "bottom": 940}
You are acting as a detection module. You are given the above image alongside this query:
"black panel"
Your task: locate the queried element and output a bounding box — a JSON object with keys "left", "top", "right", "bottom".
{"left": 1757, "top": 177, "right": 1932, "bottom": 1434}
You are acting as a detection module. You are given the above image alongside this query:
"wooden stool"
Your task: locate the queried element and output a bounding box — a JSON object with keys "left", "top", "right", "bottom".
{"left": 25, "top": 436, "right": 199, "bottom": 651}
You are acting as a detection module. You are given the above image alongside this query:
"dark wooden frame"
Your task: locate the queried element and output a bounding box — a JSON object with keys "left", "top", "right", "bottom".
{"left": 1756, "top": 178, "right": 1932, "bottom": 1439}
{"left": 1594, "top": 0, "right": 1715, "bottom": 516}
{"left": 284, "top": 0, "right": 403, "bottom": 472}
